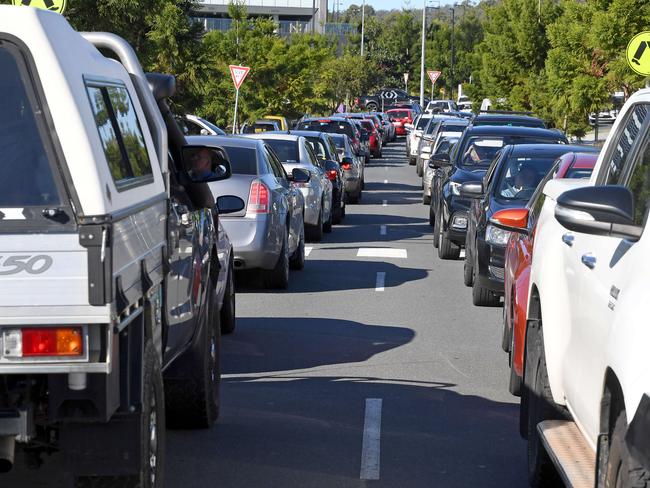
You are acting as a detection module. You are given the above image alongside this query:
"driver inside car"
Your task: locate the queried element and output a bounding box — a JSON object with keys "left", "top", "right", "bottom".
{"left": 500, "top": 166, "right": 536, "bottom": 198}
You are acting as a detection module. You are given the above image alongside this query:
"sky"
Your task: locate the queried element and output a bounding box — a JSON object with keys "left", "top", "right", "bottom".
{"left": 332, "top": 0, "right": 462, "bottom": 13}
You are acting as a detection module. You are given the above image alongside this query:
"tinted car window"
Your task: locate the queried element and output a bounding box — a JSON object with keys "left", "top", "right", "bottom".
{"left": 0, "top": 46, "right": 60, "bottom": 207}
{"left": 388, "top": 110, "right": 409, "bottom": 119}
{"left": 263, "top": 139, "right": 299, "bottom": 163}
{"left": 221, "top": 146, "right": 258, "bottom": 175}
{"left": 296, "top": 120, "right": 354, "bottom": 139}
{"left": 565, "top": 167, "right": 593, "bottom": 179}
{"left": 626, "top": 136, "right": 650, "bottom": 226}
{"left": 416, "top": 117, "right": 430, "bottom": 130}
{"left": 495, "top": 156, "right": 557, "bottom": 200}
{"left": 602, "top": 103, "right": 650, "bottom": 185}
{"left": 460, "top": 137, "right": 505, "bottom": 167}
{"left": 179, "top": 119, "right": 204, "bottom": 136}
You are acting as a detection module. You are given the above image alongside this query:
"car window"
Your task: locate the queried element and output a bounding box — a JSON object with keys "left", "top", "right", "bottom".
{"left": 265, "top": 147, "right": 287, "bottom": 180}
{"left": 528, "top": 165, "right": 555, "bottom": 227}
{"left": 388, "top": 110, "right": 409, "bottom": 119}
{"left": 326, "top": 137, "right": 339, "bottom": 162}
{"left": 0, "top": 45, "right": 62, "bottom": 209}
{"left": 565, "top": 167, "right": 594, "bottom": 179}
{"left": 416, "top": 117, "right": 430, "bottom": 130}
{"left": 307, "top": 138, "right": 328, "bottom": 159}
{"left": 601, "top": 103, "right": 650, "bottom": 185}
{"left": 304, "top": 142, "right": 321, "bottom": 168}
{"left": 220, "top": 146, "right": 258, "bottom": 175}
{"left": 183, "top": 119, "right": 205, "bottom": 136}
{"left": 425, "top": 121, "right": 441, "bottom": 135}
{"left": 86, "top": 82, "right": 153, "bottom": 190}
{"left": 625, "top": 134, "right": 650, "bottom": 227}
{"left": 263, "top": 138, "right": 299, "bottom": 163}
{"left": 297, "top": 120, "right": 354, "bottom": 139}
{"left": 495, "top": 156, "right": 557, "bottom": 201}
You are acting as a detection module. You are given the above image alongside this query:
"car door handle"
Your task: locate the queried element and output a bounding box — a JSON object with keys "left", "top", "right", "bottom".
{"left": 562, "top": 233, "right": 574, "bottom": 247}
{"left": 581, "top": 253, "right": 597, "bottom": 269}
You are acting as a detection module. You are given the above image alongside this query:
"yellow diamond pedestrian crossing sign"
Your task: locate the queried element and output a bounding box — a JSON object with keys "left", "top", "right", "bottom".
{"left": 627, "top": 32, "right": 650, "bottom": 76}
{"left": 11, "top": 0, "right": 67, "bottom": 15}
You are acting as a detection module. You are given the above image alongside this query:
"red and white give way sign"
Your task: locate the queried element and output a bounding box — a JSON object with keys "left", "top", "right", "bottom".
{"left": 427, "top": 70, "right": 441, "bottom": 84}
{"left": 229, "top": 65, "right": 250, "bottom": 90}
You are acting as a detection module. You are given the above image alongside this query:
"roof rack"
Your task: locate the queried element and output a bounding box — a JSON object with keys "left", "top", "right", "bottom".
{"left": 479, "top": 110, "right": 535, "bottom": 116}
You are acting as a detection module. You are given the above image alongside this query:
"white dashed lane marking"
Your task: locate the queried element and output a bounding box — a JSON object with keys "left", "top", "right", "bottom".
{"left": 360, "top": 398, "right": 383, "bottom": 480}
{"left": 383, "top": 179, "right": 388, "bottom": 184}
{"left": 382, "top": 200, "right": 388, "bottom": 206}
{"left": 357, "top": 248, "right": 407, "bottom": 259}
{"left": 375, "top": 272, "right": 385, "bottom": 291}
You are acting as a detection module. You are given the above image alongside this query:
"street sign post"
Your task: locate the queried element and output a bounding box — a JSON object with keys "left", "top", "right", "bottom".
{"left": 427, "top": 70, "right": 441, "bottom": 101}
{"left": 229, "top": 65, "right": 250, "bottom": 134}
{"left": 404, "top": 73, "right": 409, "bottom": 93}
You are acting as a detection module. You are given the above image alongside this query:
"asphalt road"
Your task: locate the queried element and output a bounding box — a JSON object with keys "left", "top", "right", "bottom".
{"left": 9, "top": 139, "right": 528, "bottom": 487}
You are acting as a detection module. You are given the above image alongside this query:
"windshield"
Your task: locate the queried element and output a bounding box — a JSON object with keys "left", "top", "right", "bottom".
{"left": 297, "top": 120, "right": 354, "bottom": 139}
{"left": 0, "top": 46, "right": 61, "bottom": 208}
{"left": 460, "top": 137, "right": 505, "bottom": 167}
{"left": 263, "top": 139, "right": 299, "bottom": 163}
{"left": 388, "top": 110, "right": 409, "bottom": 119}
{"left": 221, "top": 146, "right": 258, "bottom": 175}
{"left": 495, "top": 156, "right": 557, "bottom": 200}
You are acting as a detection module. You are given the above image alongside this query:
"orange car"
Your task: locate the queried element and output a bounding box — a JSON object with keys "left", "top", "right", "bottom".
{"left": 501, "top": 152, "right": 598, "bottom": 396}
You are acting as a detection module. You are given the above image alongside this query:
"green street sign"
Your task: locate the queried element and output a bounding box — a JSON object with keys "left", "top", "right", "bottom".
{"left": 11, "top": 0, "right": 67, "bottom": 15}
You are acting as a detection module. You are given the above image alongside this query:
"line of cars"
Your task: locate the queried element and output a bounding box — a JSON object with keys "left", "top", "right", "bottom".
{"left": 411, "top": 91, "right": 650, "bottom": 486}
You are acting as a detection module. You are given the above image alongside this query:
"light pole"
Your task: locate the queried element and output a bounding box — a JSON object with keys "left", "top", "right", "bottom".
{"left": 450, "top": 6, "right": 455, "bottom": 100}
{"left": 419, "top": 0, "right": 426, "bottom": 107}
{"left": 361, "top": 0, "right": 365, "bottom": 56}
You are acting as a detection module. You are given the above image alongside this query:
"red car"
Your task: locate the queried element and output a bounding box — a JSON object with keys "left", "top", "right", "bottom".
{"left": 386, "top": 108, "right": 413, "bottom": 136}
{"left": 500, "top": 152, "right": 598, "bottom": 396}
{"left": 360, "top": 119, "right": 382, "bottom": 158}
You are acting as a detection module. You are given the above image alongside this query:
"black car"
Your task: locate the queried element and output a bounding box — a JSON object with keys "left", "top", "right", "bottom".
{"left": 471, "top": 113, "right": 546, "bottom": 128}
{"left": 295, "top": 117, "right": 365, "bottom": 162}
{"left": 291, "top": 130, "right": 347, "bottom": 224}
{"left": 461, "top": 144, "right": 598, "bottom": 306}
{"left": 429, "top": 125, "right": 568, "bottom": 260}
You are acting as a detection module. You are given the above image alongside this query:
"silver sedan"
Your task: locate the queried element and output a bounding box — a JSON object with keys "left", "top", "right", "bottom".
{"left": 244, "top": 133, "right": 333, "bottom": 242}
{"left": 188, "top": 135, "right": 306, "bottom": 289}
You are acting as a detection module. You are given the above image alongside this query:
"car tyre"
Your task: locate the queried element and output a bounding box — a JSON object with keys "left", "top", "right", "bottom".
{"left": 416, "top": 159, "right": 423, "bottom": 177}
{"left": 463, "top": 249, "right": 474, "bottom": 287}
{"left": 422, "top": 194, "right": 431, "bottom": 205}
{"left": 290, "top": 226, "right": 306, "bottom": 270}
{"left": 523, "top": 323, "right": 565, "bottom": 487}
{"left": 165, "top": 280, "right": 221, "bottom": 429}
{"left": 606, "top": 411, "right": 650, "bottom": 488}
{"left": 437, "top": 214, "right": 460, "bottom": 260}
{"left": 306, "top": 209, "right": 323, "bottom": 242}
{"left": 265, "top": 229, "right": 290, "bottom": 289}
{"left": 430, "top": 203, "right": 437, "bottom": 231}
{"left": 323, "top": 204, "right": 333, "bottom": 233}
{"left": 220, "top": 261, "right": 236, "bottom": 334}
{"left": 409, "top": 156, "right": 416, "bottom": 166}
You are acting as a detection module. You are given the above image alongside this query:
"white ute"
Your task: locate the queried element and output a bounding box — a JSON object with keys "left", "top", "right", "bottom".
{"left": 523, "top": 88, "right": 650, "bottom": 487}
{"left": 0, "top": 7, "right": 234, "bottom": 486}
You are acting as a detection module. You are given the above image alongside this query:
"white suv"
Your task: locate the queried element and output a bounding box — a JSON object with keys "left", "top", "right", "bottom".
{"left": 522, "top": 88, "right": 650, "bottom": 487}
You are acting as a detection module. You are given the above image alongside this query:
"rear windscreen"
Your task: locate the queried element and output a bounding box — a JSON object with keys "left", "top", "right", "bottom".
{"left": 263, "top": 139, "right": 299, "bottom": 162}
{"left": 221, "top": 146, "right": 258, "bottom": 175}
{"left": 416, "top": 117, "right": 430, "bottom": 130}
{"left": 0, "top": 47, "right": 61, "bottom": 208}
{"left": 388, "top": 110, "right": 409, "bottom": 119}
{"left": 473, "top": 118, "right": 546, "bottom": 128}
{"left": 297, "top": 121, "right": 354, "bottom": 139}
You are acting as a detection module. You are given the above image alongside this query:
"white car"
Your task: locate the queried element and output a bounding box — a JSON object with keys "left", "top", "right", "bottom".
{"left": 521, "top": 88, "right": 650, "bottom": 487}
{"left": 425, "top": 99, "right": 458, "bottom": 113}
{"left": 407, "top": 113, "right": 434, "bottom": 165}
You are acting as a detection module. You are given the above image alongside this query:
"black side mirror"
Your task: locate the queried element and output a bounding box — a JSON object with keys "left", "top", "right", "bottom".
{"left": 555, "top": 185, "right": 642, "bottom": 241}
{"left": 216, "top": 195, "right": 245, "bottom": 214}
{"left": 182, "top": 145, "right": 232, "bottom": 183}
{"left": 291, "top": 168, "right": 310, "bottom": 183}
{"left": 430, "top": 152, "right": 451, "bottom": 168}
{"left": 460, "top": 181, "right": 484, "bottom": 198}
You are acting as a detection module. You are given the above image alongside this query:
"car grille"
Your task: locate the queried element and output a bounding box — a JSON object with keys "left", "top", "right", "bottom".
{"left": 489, "top": 265, "right": 505, "bottom": 281}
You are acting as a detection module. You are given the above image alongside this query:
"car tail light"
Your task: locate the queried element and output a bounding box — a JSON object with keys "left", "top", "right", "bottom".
{"left": 327, "top": 170, "right": 338, "bottom": 181}
{"left": 247, "top": 180, "right": 269, "bottom": 214}
{"left": 4, "top": 327, "right": 84, "bottom": 357}
{"left": 341, "top": 162, "right": 351, "bottom": 171}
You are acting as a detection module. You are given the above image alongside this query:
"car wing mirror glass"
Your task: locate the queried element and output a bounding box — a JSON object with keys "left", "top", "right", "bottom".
{"left": 292, "top": 167, "right": 310, "bottom": 183}
{"left": 182, "top": 145, "right": 232, "bottom": 183}
{"left": 216, "top": 195, "right": 245, "bottom": 214}
{"left": 459, "top": 181, "right": 484, "bottom": 198}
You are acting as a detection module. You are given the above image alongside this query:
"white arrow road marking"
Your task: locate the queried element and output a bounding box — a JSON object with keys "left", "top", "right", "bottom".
{"left": 360, "top": 398, "right": 382, "bottom": 480}
{"left": 383, "top": 179, "right": 388, "bottom": 184}
{"left": 305, "top": 246, "right": 313, "bottom": 257}
{"left": 375, "top": 272, "right": 385, "bottom": 291}
{"left": 357, "top": 248, "right": 407, "bottom": 259}
{"left": 380, "top": 225, "right": 387, "bottom": 235}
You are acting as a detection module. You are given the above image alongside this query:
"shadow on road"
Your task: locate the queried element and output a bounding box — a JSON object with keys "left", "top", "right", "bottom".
{"left": 222, "top": 316, "right": 415, "bottom": 375}
{"left": 236, "top": 259, "right": 428, "bottom": 293}
{"left": 166, "top": 374, "right": 527, "bottom": 488}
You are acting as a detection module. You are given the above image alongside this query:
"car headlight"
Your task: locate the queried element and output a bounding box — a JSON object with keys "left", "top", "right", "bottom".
{"left": 449, "top": 181, "right": 462, "bottom": 196}
{"left": 485, "top": 224, "right": 511, "bottom": 246}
